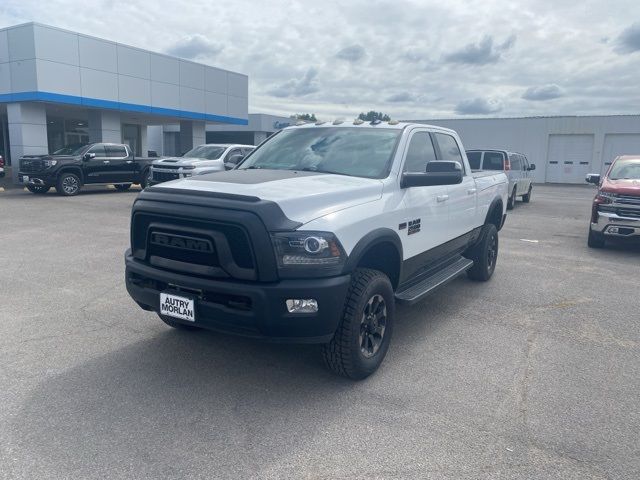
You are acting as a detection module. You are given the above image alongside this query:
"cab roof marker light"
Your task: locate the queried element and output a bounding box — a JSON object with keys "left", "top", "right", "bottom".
{"left": 295, "top": 120, "right": 307, "bottom": 126}
{"left": 388, "top": 119, "right": 399, "bottom": 125}
{"left": 333, "top": 118, "right": 345, "bottom": 125}
{"left": 353, "top": 118, "right": 364, "bottom": 125}
{"left": 370, "top": 118, "right": 382, "bottom": 125}
{"left": 315, "top": 120, "right": 327, "bottom": 125}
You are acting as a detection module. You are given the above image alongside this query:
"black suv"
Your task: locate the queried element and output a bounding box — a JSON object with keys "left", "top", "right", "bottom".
{"left": 18, "top": 143, "right": 154, "bottom": 196}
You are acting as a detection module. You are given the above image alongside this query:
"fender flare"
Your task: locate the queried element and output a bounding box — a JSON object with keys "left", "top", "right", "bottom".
{"left": 57, "top": 166, "right": 84, "bottom": 184}
{"left": 485, "top": 196, "right": 505, "bottom": 230}
{"left": 343, "top": 227, "right": 404, "bottom": 274}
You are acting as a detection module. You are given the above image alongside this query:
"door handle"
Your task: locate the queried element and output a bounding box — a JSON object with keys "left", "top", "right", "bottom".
{"left": 102, "top": 160, "right": 110, "bottom": 164}
{"left": 437, "top": 194, "right": 449, "bottom": 202}
{"left": 125, "top": 160, "right": 133, "bottom": 164}
{"left": 467, "top": 188, "right": 477, "bottom": 195}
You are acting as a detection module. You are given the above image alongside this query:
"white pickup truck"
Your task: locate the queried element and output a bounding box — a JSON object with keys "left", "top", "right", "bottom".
{"left": 125, "top": 121, "right": 508, "bottom": 379}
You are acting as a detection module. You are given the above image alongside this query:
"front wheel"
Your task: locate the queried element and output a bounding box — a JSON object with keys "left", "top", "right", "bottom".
{"left": 55, "top": 173, "right": 81, "bottom": 196}
{"left": 322, "top": 268, "right": 395, "bottom": 380}
{"left": 26, "top": 185, "right": 50, "bottom": 194}
{"left": 466, "top": 223, "right": 499, "bottom": 281}
{"left": 522, "top": 185, "right": 532, "bottom": 203}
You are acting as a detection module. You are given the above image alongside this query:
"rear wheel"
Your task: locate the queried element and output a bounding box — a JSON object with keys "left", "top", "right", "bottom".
{"left": 587, "top": 228, "right": 605, "bottom": 248}
{"left": 55, "top": 173, "right": 81, "bottom": 196}
{"left": 322, "top": 268, "right": 395, "bottom": 380}
{"left": 507, "top": 187, "right": 516, "bottom": 210}
{"left": 158, "top": 314, "right": 201, "bottom": 331}
{"left": 26, "top": 185, "right": 50, "bottom": 194}
{"left": 522, "top": 184, "right": 532, "bottom": 203}
{"left": 466, "top": 223, "right": 499, "bottom": 281}
{"left": 114, "top": 183, "right": 132, "bottom": 191}
{"left": 139, "top": 169, "right": 149, "bottom": 189}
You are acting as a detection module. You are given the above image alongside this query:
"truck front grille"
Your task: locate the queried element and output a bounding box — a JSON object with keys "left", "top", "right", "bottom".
{"left": 20, "top": 159, "right": 47, "bottom": 172}
{"left": 132, "top": 212, "right": 255, "bottom": 280}
{"left": 616, "top": 195, "right": 640, "bottom": 206}
{"left": 152, "top": 171, "right": 180, "bottom": 182}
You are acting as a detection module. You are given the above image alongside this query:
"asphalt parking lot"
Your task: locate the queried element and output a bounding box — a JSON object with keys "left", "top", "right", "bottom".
{"left": 1, "top": 184, "right": 638, "bottom": 479}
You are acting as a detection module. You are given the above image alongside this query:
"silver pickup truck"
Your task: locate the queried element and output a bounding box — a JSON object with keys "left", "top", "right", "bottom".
{"left": 149, "top": 143, "right": 255, "bottom": 185}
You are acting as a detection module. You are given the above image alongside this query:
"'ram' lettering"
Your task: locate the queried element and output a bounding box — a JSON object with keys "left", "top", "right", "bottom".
{"left": 151, "top": 233, "right": 212, "bottom": 252}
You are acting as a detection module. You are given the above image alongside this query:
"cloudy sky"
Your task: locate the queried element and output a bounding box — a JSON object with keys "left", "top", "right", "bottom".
{"left": 2, "top": 0, "right": 640, "bottom": 119}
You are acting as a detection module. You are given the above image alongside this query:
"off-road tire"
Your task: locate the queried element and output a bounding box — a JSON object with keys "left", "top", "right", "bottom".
{"left": 115, "top": 183, "right": 132, "bottom": 191}
{"left": 507, "top": 187, "right": 516, "bottom": 210}
{"left": 587, "top": 228, "right": 605, "bottom": 248}
{"left": 466, "top": 223, "right": 499, "bottom": 281}
{"left": 55, "top": 172, "right": 81, "bottom": 196}
{"left": 522, "top": 185, "right": 532, "bottom": 203}
{"left": 322, "top": 268, "right": 395, "bottom": 380}
{"left": 158, "top": 314, "right": 201, "bottom": 331}
{"left": 26, "top": 185, "right": 50, "bottom": 194}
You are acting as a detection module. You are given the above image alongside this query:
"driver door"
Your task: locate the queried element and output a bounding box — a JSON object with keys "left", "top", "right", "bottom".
{"left": 400, "top": 130, "right": 450, "bottom": 274}
{"left": 82, "top": 144, "right": 108, "bottom": 184}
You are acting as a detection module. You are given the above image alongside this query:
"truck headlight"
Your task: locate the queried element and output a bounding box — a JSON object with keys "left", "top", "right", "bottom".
{"left": 43, "top": 159, "right": 57, "bottom": 168}
{"left": 271, "top": 232, "right": 346, "bottom": 275}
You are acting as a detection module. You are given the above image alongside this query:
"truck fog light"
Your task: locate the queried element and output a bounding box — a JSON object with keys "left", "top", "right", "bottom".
{"left": 609, "top": 226, "right": 619, "bottom": 233}
{"left": 286, "top": 299, "right": 318, "bottom": 313}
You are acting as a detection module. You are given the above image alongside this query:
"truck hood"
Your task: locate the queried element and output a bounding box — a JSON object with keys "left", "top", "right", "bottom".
{"left": 602, "top": 177, "right": 640, "bottom": 196}
{"left": 152, "top": 156, "right": 222, "bottom": 167}
{"left": 153, "top": 169, "right": 384, "bottom": 225}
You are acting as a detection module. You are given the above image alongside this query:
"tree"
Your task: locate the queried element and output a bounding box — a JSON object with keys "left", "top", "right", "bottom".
{"left": 358, "top": 111, "right": 391, "bottom": 122}
{"left": 292, "top": 113, "right": 317, "bottom": 122}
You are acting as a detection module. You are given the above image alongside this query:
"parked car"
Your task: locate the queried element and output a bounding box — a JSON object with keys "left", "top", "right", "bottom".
{"left": 466, "top": 149, "right": 535, "bottom": 210}
{"left": 0, "top": 155, "right": 5, "bottom": 178}
{"left": 585, "top": 155, "right": 640, "bottom": 248}
{"left": 125, "top": 121, "right": 508, "bottom": 379}
{"left": 148, "top": 144, "right": 255, "bottom": 186}
{"left": 18, "top": 143, "right": 153, "bottom": 196}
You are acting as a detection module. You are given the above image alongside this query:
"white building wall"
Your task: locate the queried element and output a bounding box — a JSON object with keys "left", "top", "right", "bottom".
{"left": 410, "top": 115, "right": 640, "bottom": 183}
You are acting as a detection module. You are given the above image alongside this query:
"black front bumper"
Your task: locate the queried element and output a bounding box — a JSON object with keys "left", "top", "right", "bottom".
{"left": 18, "top": 171, "right": 56, "bottom": 186}
{"left": 125, "top": 251, "right": 351, "bottom": 343}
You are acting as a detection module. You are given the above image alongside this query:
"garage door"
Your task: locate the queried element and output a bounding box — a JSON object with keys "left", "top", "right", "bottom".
{"left": 601, "top": 134, "right": 640, "bottom": 175}
{"left": 546, "top": 134, "right": 594, "bottom": 183}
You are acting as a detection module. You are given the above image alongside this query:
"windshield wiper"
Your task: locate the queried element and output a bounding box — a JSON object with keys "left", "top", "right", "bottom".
{"left": 300, "top": 167, "right": 349, "bottom": 176}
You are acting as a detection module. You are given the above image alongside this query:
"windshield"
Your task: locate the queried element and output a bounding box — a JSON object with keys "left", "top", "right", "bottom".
{"left": 183, "top": 145, "right": 227, "bottom": 160}
{"left": 52, "top": 144, "right": 88, "bottom": 156}
{"left": 609, "top": 159, "right": 640, "bottom": 180}
{"left": 238, "top": 127, "right": 401, "bottom": 178}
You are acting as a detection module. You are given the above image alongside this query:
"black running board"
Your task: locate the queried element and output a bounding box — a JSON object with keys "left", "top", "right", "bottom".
{"left": 395, "top": 256, "right": 474, "bottom": 305}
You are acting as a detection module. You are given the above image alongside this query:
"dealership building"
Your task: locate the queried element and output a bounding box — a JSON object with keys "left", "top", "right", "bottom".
{"left": 0, "top": 22, "right": 257, "bottom": 183}
{"left": 410, "top": 115, "right": 640, "bottom": 184}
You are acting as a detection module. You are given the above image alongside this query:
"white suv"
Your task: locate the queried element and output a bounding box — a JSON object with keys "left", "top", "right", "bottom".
{"left": 149, "top": 144, "right": 255, "bottom": 186}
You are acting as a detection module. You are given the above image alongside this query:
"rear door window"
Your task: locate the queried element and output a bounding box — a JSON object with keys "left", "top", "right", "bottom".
{"left": 482, "top": 152, "right": 504, "bottom": 170}
{"left": 510, "top": 155, "right": 522, "bottom": 171}
{"left": 106, "top": 145, "right": 128, "bottom": 158}
{"left": 466, "top": 151, "right": 481, "bottom": 170}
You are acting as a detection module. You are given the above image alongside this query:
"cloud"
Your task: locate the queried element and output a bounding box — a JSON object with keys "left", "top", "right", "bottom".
{"left": 335, "top": 45, "right": 366, "bottom": 62}
{"left": 614, "top": 23, "right": 640, "bottom": 54}
{"left": 269, "top": 68, "right": 319, "bottom": 98}
{"left": 443, "top": 34, "right": 516, "bottom": 65}
{"left": 522, "top": 84, "right": 563, "bottom": 101}
{"left": 386, "top": 92, "right": 415, "bottom": 103}
{"left": 165, "top": 34, "right": 223, "bottom": 60}
{"left": 455, "top": 98, "right": 502, "bottom": 115}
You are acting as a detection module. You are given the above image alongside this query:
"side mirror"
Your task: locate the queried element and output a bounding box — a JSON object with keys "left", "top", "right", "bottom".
{"left": 227, "top": 154, "right": 244, "bottom": 165}
{"left": 402, "top": 161, "right": 463, "bottom": 188}
{"left": 83, "top": 152, "right": 96, "bottom": 161}
{"left": 529, "top": 164, "right": 536, "bottom": 171}
{"left": 586, "top": 173, "right": 601, "bottom": 185}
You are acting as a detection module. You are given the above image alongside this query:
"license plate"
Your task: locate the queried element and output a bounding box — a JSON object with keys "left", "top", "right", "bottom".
{"left": 160, "top": 293, "right": 195, "bottom": 322}
{"left": 21, "top": 175, "right": 29, "bottom": 183}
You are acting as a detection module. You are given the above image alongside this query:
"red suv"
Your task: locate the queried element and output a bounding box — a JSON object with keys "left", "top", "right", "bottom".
{"left": 586, "top": 156, "right": 640, "bottom": 248}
